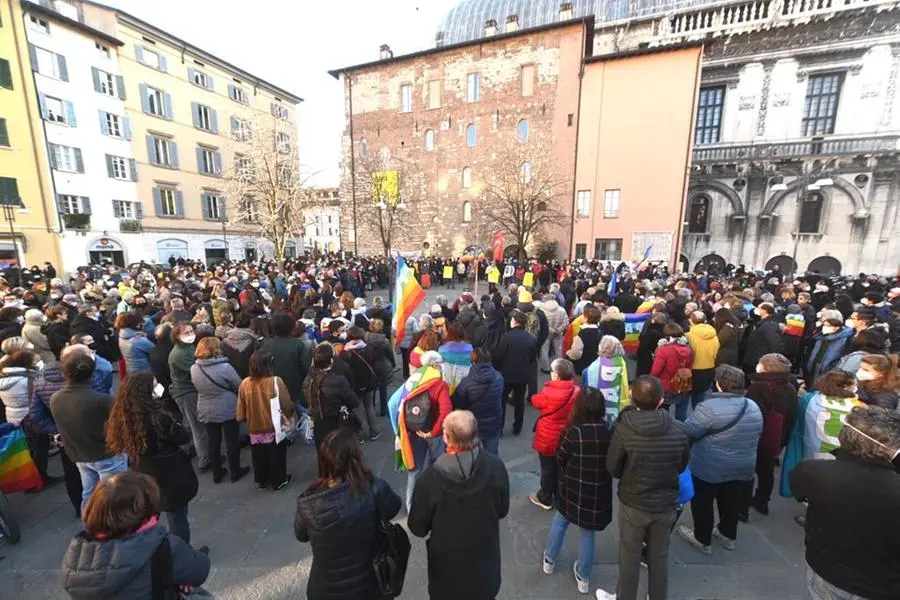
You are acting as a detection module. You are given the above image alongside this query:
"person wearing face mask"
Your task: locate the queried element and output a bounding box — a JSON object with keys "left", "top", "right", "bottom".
{"left": 21, "top": 308, "right": 55, "bottom": 365}
{"left": 71, "top": 305, "right": 114, "bottom": 363}
{"left": 45, "top": 305, "right": 71, "bottom": 360}
{"left": 790, "top": 406, "right": 900, "bottom": 600}
{"left": 116, "top": 311, "right": 155, "bottom": 375}
{"left": 855, "top": 354, "right": 899, "bottom": 410}
{"left": 69, "top": 337, "right": 114, "bottom": 395}
{"left": 805, "top": 310, "right": 853, "bottom": 387}
{"left": 742, "top": 302, "right": 784, "bottom": 378}
{"left": 0, "top": 306, "right": 24, "bottom": 345}
{"left": 168, "top": 323, "right": 210, "bottom": 473}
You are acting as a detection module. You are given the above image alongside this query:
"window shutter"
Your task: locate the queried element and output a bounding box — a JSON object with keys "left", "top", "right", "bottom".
{"left": 159, "top": 55, "right": 168, "bottom": 72}
{"left": 105, "top": 155, "right": 114, "bottom": 178}
{"left": 270, "top": 102, "right": 277, "bottom": 116}
{"left": 188, "top": 68, "right": 196, "bottom": 83}
{"left": 170, "top": 142, "right": 179, "bottom": 169}
{"left": 0, "top": 60, "right": 11, "bottom": 89}
{"left": 0, "top": 119, "right": 11, "bottom": 147}
{"left": 163, "top": 92, "right": 173, "bottom": 119}
{"left": 38, "top": 93, "right": 49, "bottom": 120}
{"left": 129, "top": 158, "right": 137, "bottom": 181}
{"left": 98, "top": 110, "right": 109, "bottom": 135}
{"left": 28, "top": 44, "right": 38, "bottom": 72}
{"left": 146, "top": 135, "right": 156, "bottom": 164}
{"left": 230, "top": 116, "right": 238, "bottom": 137}
{"left": 57, "top": 195, "right": 69, "bottom": 215}
{"left": 80, "top": 197, "right": 91, "bottom": 215}
{"left": 112, "top": 200, "right": 121, "bottom": 219}
{"left": 134, "top": 44, "right": 144, "bottom": 63}
{"left": 74, "top": 148, "right": 84, "bottom": 173}
{"left": 191, "top": 102, "right": 200, "bottom": 128}
{"left": 219, "top": 197, "right": 227, "bottom": 220}
{"left": 139, "top": 84, "right": 149, "bottom": 113}
{"left": 195, "top": 147, "right": 204, "bottom": 172}
{"left": 135, "top": 202, "right": 144, "bottom": 220}
{"left": 91, "top": 67, "right": 101, "bottom": 92}
{"left": 123, "top": 117, "right": 132, "bottom": 140}
{"left": 115, "top": 75, "right": 126, "bottom": 100}
{"left": 48, "top": 144, "right": 58, "bottom": 169}
{"left": 227, "top": 84, "right": 235, "bottom": 99}
{"left": 206, "top": 74, "right": 214, "bottom": 90}
{"left": 174, "top": 190, "right": 184, "bottom": 217}
{"left": 64, "top": 101, "right": 76, "bottom": 127}
{"left": 213, "top": 152, "right": 222, "bottom": 175}
{"left": 210, "top": 109, "right": 218, "bottom": 134}
{"left": 201, "top": 193, "right": 210, "bottom": 219}
{"left": 152, "top": 187, "right": 163, "bottom": 215}
{"left": 57, "top": 54, "right": 68, "bottom": 81}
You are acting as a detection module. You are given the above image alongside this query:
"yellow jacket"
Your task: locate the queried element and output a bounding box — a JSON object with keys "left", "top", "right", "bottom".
{"left": 686, "top": 323, "right": 720, "bottom": 370}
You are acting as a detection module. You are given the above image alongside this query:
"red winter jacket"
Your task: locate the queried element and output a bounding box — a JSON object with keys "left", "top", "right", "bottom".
{"left": 650, "top": 338, "right": 693, "bottom": 394}
{"left": 426, "top": 379, "right": 453, "bottom": 439}
{"left": 531, "top": 379, "right": 580, "bottom": 456}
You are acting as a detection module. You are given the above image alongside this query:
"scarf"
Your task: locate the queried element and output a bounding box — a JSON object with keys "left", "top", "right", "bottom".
{"left": 388, "top": 366, "right": 442, "bottom": 471}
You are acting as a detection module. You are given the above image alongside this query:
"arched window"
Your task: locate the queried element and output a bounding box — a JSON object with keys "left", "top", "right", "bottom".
{"left": 520, "top": 161, "right": 531, "bottom": 183}
{"left": 466, "top": 124, "right": 477, "bottom": 147}
{"left": 379, "top": 147, "right": 391, "bottom": 169}
{"left": 798, "top": 192, "right": 823, "bottom": 233}
{"left": 462, "top": 201, "right": 472, "bottom": 222}
{"left": 517, "top": 119, "right": 529, "bottom": 143}
{"left": 424, "top": 129, "right": 435, "bottom": 151}
{"left": 688, "top": 195, "right": 710, "bottom": 233}
{"left": 359, "top": 138, "right": 368, "bottom": 158}
{"left": 462, "top": 167, "right": 471, "bottom": 189}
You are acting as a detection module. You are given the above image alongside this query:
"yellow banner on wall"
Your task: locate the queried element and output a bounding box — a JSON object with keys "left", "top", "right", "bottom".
{"left": 371, "top": 171, "right": 399, "bottom": 206}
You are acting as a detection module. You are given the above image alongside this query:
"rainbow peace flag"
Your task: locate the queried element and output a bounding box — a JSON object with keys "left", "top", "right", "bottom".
{"left": 623, "top": 312, "right": 652, "bottom": 354}
{"left": 392, "top": 255, "right": 425, "bottom": 344}
{"left": 582, "top": 356, "right": 631, "bottom": 425}
{"left": 785, "top": 313, "right": 805, "bottom": 337}
{"left": 0, "top": 424, "right": 42, "bottom": 494}
{"left": 387, "top": 366, "right": 443, "bottom": 471}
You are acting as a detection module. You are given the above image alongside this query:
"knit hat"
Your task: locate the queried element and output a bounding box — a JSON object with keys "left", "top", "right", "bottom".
{"left": 430, "top": 304, "right": 442, "bottom": 315}
{"left": 518, "top": 289, "right": 533, "bottom": 304}
{"left": 460, "top": 292, "right": 475, "bottom": 305}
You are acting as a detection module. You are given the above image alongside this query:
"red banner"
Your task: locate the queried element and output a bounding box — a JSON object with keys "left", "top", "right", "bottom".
{"left": 492, "top": 231, "right": 504, "bottom": 262}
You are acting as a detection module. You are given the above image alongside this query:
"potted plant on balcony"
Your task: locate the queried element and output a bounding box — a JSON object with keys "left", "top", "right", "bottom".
{"left": 119, "top": 219, "right": 142, "bottom": 233}
{"left": 62, "top": 213, "right": 91, "bottom": 230}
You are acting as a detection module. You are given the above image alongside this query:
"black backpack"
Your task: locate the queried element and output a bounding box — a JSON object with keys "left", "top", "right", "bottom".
{"left": 404, "top": 392, "right": 436, "bottom": 433}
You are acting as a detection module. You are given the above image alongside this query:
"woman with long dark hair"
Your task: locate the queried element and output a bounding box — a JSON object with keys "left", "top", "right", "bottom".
{"left": 713, "top": 307, "right": 743, "bottom": 368}
{"left": 540, "top": 387, "right": 613, "bottom": 594}
{"left": 105, "top": 372, "right": 199, "bottom": 544}
{"left": 303, "top": 344, "right": 360, "bottom": 451}
{"left": 295, "top": 428, "right": 401, "bottom": 600}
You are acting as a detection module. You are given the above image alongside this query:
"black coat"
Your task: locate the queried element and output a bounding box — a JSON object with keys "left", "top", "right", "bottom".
{"left": 607, "top": 407, "right": 690, "bottom": 514}
{"left": 600, "top": 318, "right": 625, "bottom": 341}
{"left": 304, "top": 371, "right": 360, "bottom": 446}
{"left": 636, "top": 322, "right": 664, "bottom": 376}
{"left": 557, "top": 422, "right": 613, "bottom": 531}
{"left": 493, "top": 327, "right": 538, "bottom": 385}
{"left": 791, "top": 453, "right": 900, "bottom": 600}
{"left": 46, "top": 321, "right": 70, "bottom": 360}
{"left": 71, "top": 313, "right": 116, "bottom": 361}
{"left": 452, "top": 363, "right": 504, "bottom": 439}
{"left": 149, "top": 339, "right": 174, "bottom": 389}
{"left": 715, "top": 323, "right": 743, "bottom": 367}
{"left": 472, "top": 307, "right": 505, "bottom": 356}
{"left": 295, "top": 478, "right": 401, "bottom": 600}
{"left": 137, "top": 411, "right": 198, "bottom": 512}
{"left": 408, "top": 449, "right": 510, "bottom": 600}
{"left": 743, "top": 318, "right": 784, "bottom": 371}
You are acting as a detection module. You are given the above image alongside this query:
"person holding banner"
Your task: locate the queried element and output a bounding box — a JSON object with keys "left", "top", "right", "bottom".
{"left": 443, "top": 263, "right": 455, "bottom": 290}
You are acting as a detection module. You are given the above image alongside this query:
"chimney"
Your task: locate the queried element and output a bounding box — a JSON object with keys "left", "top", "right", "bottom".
{"left": 559, "top": 2, "right": 574, "bottom": 20}
{"left": 506, "top": 15, "right": 519, "bottom": 32}
{"left": 484, "top": 19, "right": 497, "bottom": 37}
{"left": 378, "top": 44, "right": 393, "bottom": 60}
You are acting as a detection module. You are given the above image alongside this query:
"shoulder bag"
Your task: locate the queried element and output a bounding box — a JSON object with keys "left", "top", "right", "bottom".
{"left": 197, "top": 366, "right": 238, "bottom": 394}
{"left": 696, "top": 400, "right": 749, "bottom": 441}
{"left": 371, "top": 486, "right": 411, "bottom": 597}
{"left": 532, "top": 387, "right": 578, "bottom": 433}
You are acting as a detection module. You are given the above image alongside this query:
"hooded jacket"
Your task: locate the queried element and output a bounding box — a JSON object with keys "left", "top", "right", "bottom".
{"left": 650, "top": 337, "right": 693, "bottom": 394}
{"left": 456, "top": 305, "right": 482, "bottom": 340}
{"left": 452, "top": 362, "right": 504, "bottom": 439}
{"left": 262, "top": 334, "right": 312, "bottom": 405}
{"left": 599, "top": 312, "right": 625, "bottom": 341}
{"left": 30, "top": 362, "right": 65, "bottom": 434}
{"left": 715, "top": 322, "right": 743, "bottom": 367}
{"left": 540, "top": 298, "right": 569, "bottom": 338}
{"left": 22, "top": 321, "right": 55, "bottom": 364}
{"left": 221, "top": 327, "right": 260, "bottom": 379}
{"left": 294, "top": 478, "right": 401, "bottom": 600}
{"left": 806, "top": 327, "right": 855, "bottom": 380}
{"left": 61, "top": 522, "right": 210, "bottom": 600}
{"left": 167, "top": 342, "right": 196, "bottom": 401}
{"left": 119, "top": 328, "right": 155, "bottom": 375}
{"left": 0, "top": 366, "right": 37, "bottom": 425}
{"left": 607, "top": 407, "right": 690, "bottom": 513}
{"left": 681, "top": 392, "right": 763, "bottom": 483}
{"left": 190, "top": 356, "right": 241, "bottom": 423}
{"left": 686, "top": 323, "right": 720, "bottom": 370}
{"left": 363, "top": 331, "right": 394, "bottom": 384}
{"left": 747, "top": 371, "right": 798, "bottom": 455}
{"left": 472, "top": 306, "right": 505, "bottom": 356}
{"left": 531, "top": 379, "right": 579, "bottom": 456}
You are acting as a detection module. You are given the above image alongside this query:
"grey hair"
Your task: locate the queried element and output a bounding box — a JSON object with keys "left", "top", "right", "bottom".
{"left": 436, "top": 294, "right": 448, "bottom": 307}
{"left": 418, "top": 313, "right": 435, "bottom": 330}
{"left": 839, "top": 406, "right": 900, "bottom": 463}
{"left": 676, "top": 288, "right": 692, "bottom": 301}
{"left": 550, "top": 358, "right": 575, "bottom": 381}
{"left": 599, "top": 335, "right": 624, "bottom": 359}
{"left": 690, "top": 310, "right": 706, "bottom": 324}
{"left": 442, "top": 410, "right": 478, "bottom": 451}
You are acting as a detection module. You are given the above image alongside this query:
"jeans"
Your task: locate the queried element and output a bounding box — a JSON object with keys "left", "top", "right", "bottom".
{"left": 162, "top": 504, "right": 191, "bottom": 544}
{"left": 356, "top": 389, "right": 380, "bottom": 438}
{"left": 690, "top": 368, "right": 715, "bottom": 409}
{"left": 690, "top": 476, "right": 742, "bottom": 546}
{"left": 76, "top": 454, "right": 129, "bottom": 512}
{"left": 376, "top": 384, "right": 388, "bottom": 416}
{"left": 668, "top": 392, "right": 691, "bottom": 422}
{"left": 501, "top": 382, "right": 527, "bottom": 434}
{"left": 537, "top": 454, "right": 558, "bottom": 505}
{"left": 806, "top": 564, "right": 868, "bottom": 600}
{"left": 406, "top": 434, "right": 445, "bottom": 512}
{"left": 204, "top": 419, "right": 241, "bottom": 475}
{"left": 539, "top": 335, "right": 563, "bottom": 372}
{"left": 544, "top": 512, "right": 596, "bottom": 581}
{"left": 175, "top": 392, "right": 209, "bottom": 468}
{"left": 481, "top": 435, "right": 500, "bottom": 456}
{"left": 616, "top": 503, "right": 674, "bottom": 600}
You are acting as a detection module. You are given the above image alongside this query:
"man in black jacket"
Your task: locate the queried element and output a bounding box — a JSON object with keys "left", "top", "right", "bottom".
{"left": 493, "top": 309, "right": 538, "bottom": 436}
{"left": 408, "top": 410, "right": 510, "bottom": 600}
{"left": 599, "top": 376, "right": 690, "bottom": 600}
{"left": 742, "top": 302, "right": 784, "bottom": 375}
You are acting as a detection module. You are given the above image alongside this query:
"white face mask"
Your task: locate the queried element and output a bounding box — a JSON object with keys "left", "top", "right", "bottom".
{"left": 338, "top": 332, "right": 347, "bottom": 340}
{"left": 181, "top": 334, "right": 196, "bottom": 344}
{"left": 34, "top": 360, "right": 45, "bottom": 371}
{"left": 845, "top": 319, "right": 856, "bottom": 329}
{"left": 756, "top": 364, "right": 764, "bottom": 374}
{"left": 153, "top": 382, "right": 165, "bottom": 398}
{"left": 822, "top": 325, "right": 838, "bottom": 335}
{"left": 88, "top": 313, "right": 99, "bottom": 321}
{"left": 16, "top": 316, "right": 24, "bottom": 325}
{"left": 856, "top": 369, "right": 876, "bottom": 381}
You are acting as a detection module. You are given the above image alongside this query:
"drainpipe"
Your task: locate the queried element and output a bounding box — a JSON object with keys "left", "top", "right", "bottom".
{"left": 568, "top": 22, "right": 586, "bottom": 260}
{"left": 347, "top": 75, "right": 359, "bottom": 255}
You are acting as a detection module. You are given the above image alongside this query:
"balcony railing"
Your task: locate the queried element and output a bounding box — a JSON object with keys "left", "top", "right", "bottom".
{"left": 119, "top": 219, "right": 142, "bottom": 233}
{"left": 692, "top": 134, "right": 900, "bottom": 164}
{"left": 62, "top": 213, "right": 91, "bottom": 231}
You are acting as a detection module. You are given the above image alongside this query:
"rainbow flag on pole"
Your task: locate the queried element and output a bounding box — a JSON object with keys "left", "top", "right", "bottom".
{"left": 392, "top": 254, "right": 426, "bottom": 344}
{"left": 623, "top": 312, "right": 652, "bottom": 354}
{"left": 0, "top": 423, "right": 42, "bottom": 494}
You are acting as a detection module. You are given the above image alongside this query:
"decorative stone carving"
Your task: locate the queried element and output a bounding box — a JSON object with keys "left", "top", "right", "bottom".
{"left": 796, "top": 70, "right": 808, "bottom": 83}
{"left": 880, "top": 51, "right": 900, "bottom": 127}
{"left": 772, "top": 92, "right": 791, "bottom": 107}
{"left": 849, "top": 64, "right": 864, "bottom": 76}
{"left": 756, "top": 63, "right": 774, "bottom": 136}
{"left": 861, "top": 83, "right": 880, "bottom": 99}
{"left": 739, "top": 95, "right": 757, "bottom": 110}
{"left": 727, "top": 80, "right": 739, "bottom": 90}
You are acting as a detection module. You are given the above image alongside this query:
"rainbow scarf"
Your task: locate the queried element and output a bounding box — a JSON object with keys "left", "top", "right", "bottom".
{"left": 391, "top": 256, "right": 425, "bottom": 344}
{"left": 623, "top": 313, "right": 652, "bottom": 354}
{"left": 785, "top": 313, "right": 805, "bottom": 337}
{"left": 582, "top": 356, "right": 631, "bottom": 425}
{"left": 562, "top": 314, "right": 586, "bottom": 356}
{"left": 0, "top": 424, "right": 42, "bottom": 494}
{"left": 388, "top": 366, "right": 443, "bottom": 472}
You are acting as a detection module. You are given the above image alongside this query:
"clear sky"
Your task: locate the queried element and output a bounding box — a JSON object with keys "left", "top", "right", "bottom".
{"left": 99, "top": 0, "right": 459, "bottom": 187}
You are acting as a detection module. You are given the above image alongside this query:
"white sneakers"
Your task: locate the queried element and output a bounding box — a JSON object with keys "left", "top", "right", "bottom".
{"left": 712, "top": 528, "right": 736, "bottom": 551}
{"left": 542, "top": 553, "right": 555, "bottom": 575}
{"left": 573, "top": 561, "right": 590, "bottom": 594}
{"left": 677, "top": 525, "right": 712, "bottom": 555}
{"left": 595, "top": 589, "right": 617, "bottom": 600}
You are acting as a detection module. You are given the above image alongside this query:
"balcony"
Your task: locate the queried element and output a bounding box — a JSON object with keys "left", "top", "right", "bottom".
{"left": 119, "top": 219, "right": 142, "bottom": 233}
{"left": 692, "top": 134, "right": 900, "bottom": 164}
{"left": 62, "top": 213, "right": 91, "bottom": 231}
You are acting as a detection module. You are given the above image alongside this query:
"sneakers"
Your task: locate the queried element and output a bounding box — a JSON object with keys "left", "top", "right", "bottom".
{"left": 595, "top": 588, "right": 617, "bottom": 599}
{"left": 529, "top": 494, "right": 553, "bottom": 511}
{"left": 369, "top": 430, "right": 382, "bottom": 442}
{"left": 713, "top": 528, "right": 736, "bottom": 551}
{"left": 677, "top": 526, "right": 712, "bottom": 555}
{"left": 542, "top": 553, "right": 555, "bottom": 575}
{"left": 273, "top": 475, "right": 292, "bottom": 491}
{"left": 573, "top": 561, "right": 590, "bottom": 594}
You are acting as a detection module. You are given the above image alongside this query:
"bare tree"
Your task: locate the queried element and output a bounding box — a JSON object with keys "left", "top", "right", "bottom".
{"left": 478, "top": 142, "right": 569, "bottom": 258}
{"left": 223, "top": 114, "right": 321, "bottom": 265}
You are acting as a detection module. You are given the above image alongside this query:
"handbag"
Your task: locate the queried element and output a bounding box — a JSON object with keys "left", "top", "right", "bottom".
{"left": 371, "top": 488, "right": 411, "bottom": 597}
{"left": 532, "top": 387, "right": 578, "bottom": 433}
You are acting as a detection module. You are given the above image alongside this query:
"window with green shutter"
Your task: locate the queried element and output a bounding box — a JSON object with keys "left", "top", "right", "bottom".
{"left": 0, "top": 58, "right": 12, "bottom": 90}
{"left": 0, "top": 177, "right": 20, "bottom": 207}
{"left": 0, "top": 118, "right": 9, "bottom": 147}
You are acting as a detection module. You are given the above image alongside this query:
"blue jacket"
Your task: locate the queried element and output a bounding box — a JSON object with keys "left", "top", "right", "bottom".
{"left": 30, "top": 364, "right": 66, "bottom": 434}
{"left": 806, "top": 327, "right": 854, "bottom": 380}
{"left": 451, "top": 363, "right": 504, "bottom": 439}
{"left": 681, "top": 392, "right": 763, "bottom": 483}
{"left": 92, "top": 355, "right": 114, "bottom": 395}
{"left": 119, "top": 327, "right": 155, "bottom": 375}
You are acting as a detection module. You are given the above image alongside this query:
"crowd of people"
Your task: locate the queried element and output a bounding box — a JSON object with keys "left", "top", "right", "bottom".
{"left": 0, "top": 254, "right": 897, "bottom": 600}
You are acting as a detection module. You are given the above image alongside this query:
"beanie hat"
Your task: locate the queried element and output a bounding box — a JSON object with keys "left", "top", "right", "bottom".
{"left": 518, "top": 289, "right": 533, "bottom": 304}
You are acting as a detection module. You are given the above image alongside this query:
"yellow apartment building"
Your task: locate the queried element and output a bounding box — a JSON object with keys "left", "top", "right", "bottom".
{"left": 79, "top": 0, "right": 303, "bottom": 265}
{"left": 0, "top": 0, "right": 63, "bottom": 272}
